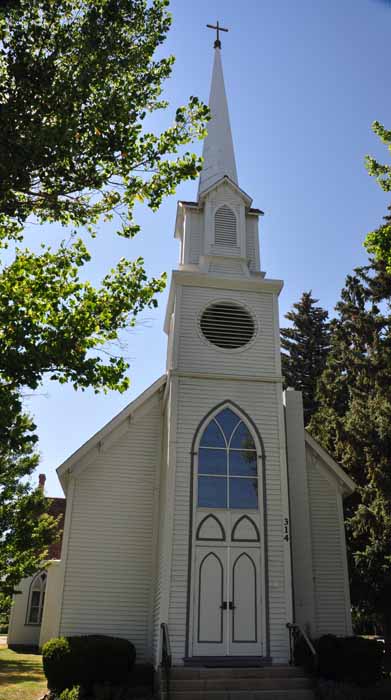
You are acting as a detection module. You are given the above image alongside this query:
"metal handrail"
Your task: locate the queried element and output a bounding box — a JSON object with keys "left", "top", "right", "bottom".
{"left": 161, "top": 623, "right": 172, "bottom": 700}
{"left": 286, "top": 622, "right": 318, "bottom": 669}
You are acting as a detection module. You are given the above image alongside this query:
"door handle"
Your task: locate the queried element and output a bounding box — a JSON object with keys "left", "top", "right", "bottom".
{"left": 220, "top": 601, "right": 227, "bottom": 610}
{"left": 229, "top": 601, "right": 236, "bottom": 610}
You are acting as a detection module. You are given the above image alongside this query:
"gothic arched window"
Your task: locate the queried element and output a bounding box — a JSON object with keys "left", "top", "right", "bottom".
{"left": 26, "top": 571, "right": 47, "bottom": 624}
{"left": 214, "top": 205, "right": 237, "bottom": 246}
{"left": 197, "top": 407, "right": 258, "bottom": 509}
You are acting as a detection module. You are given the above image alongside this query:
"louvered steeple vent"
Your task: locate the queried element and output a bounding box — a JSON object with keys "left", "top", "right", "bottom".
{"left": 214, "top": 205, "right": 237, "bottom": 246}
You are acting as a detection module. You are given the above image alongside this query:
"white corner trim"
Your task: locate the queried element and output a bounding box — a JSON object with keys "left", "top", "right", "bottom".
{"left": 276, "top": 384, "right": 294, "bottom": 626}
{"left": 56, "top": 375, "right": 167, "bottom": 490}
{"left": 304, "top": 432, "right": 356, "bottom": 496}
{"left": 57, "top": 477, "right": 76, "bottom": 636}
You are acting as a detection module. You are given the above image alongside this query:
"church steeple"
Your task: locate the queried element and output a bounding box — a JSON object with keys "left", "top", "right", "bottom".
{"left": 198, "top": 34, "right": 238, "bottom": 197}
{"left": 173, "top": 27, "right": 262, "bottom": 278}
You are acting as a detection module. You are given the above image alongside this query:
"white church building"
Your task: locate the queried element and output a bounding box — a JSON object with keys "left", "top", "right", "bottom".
{"left": 8, "top": 40, "right": 355, "bottom": 668}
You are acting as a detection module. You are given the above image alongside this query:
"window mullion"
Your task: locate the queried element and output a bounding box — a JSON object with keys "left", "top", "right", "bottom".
{"left": 227, "top": 445, "right": 230, "bottom": 509}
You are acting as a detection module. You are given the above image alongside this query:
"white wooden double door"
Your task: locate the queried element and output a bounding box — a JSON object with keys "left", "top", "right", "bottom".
{"left": 192, "top": 540, "right": 263, "bottom": 656}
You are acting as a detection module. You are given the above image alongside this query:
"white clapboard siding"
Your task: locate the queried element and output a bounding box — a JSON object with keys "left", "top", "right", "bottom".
{"left": 167, "top": 377, "right": 289, "bottom": 664}
{"left": 208, "top": 259, "right": 246, "bottom": 277}
{"left": 59, "top": 394, "right": 162, "bottom": 661}
{"left": 178, "top": 286, "right": 277, "bottom": 377}
{"left": 307, "top": 453, "right": 351, "bottom": 636}
{"left": 187, "top": 210, "right": 203, "bottom": 265}
{"left": 246, "top": 216, "right": 260, "bottom": 272}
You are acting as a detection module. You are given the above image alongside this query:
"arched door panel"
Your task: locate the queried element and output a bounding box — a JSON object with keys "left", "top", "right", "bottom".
{"left": 193, "top": 547, "right": 228, "bottom": 656}
{"left": 230, "top": 550, "right": 260, "bottom": 654}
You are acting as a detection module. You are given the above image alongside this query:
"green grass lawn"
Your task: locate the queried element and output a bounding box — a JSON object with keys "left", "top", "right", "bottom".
{"left": 0, "top": 645, "right": 48, "bottom": 700}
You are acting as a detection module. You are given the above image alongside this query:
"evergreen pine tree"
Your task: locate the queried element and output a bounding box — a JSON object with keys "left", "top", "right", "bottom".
{"left": 281, "top": 291, "right": 330, "bottom": 424}
{"left": 310, "top": 260, "right": 391, "bottom": 658}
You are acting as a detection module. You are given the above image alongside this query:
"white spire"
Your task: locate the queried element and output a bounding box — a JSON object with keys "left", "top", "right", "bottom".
{"left": 198, "top": 46, "right": 238, "bottom": 197}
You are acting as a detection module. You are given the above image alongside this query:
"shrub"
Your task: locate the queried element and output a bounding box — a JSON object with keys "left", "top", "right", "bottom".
{"left": 126, "top": 664, "right": 154, "bottom": 689}
{"left": 316, "top": 679, "right": 363, "bottom": 700}
{"left": 42, "top": 635, "right": 136, "bottom": 692}
{"left": 316, "top": 679, "right": 391, "bottom": 700}
{"left": 43, "top": 637, "right": 73, "bottom": 691}
{"left": 316, "top": 635, "right": 383, "bottom": 687}
{"left": 59, "top": 687, "right": 81, "bottom": 700}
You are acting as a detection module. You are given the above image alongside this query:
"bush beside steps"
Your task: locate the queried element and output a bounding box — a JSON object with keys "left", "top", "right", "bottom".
{"left": 46, "top": 682, "right": 153, "bottom": 700}
{"left": 42, "top": 635, "right": 153, "bottom": 700}
{"left": 316, "top": 678, "right": 391, "bottom": 700}
{"left": 294, "top": 634, "right": 383, "bottom": 687}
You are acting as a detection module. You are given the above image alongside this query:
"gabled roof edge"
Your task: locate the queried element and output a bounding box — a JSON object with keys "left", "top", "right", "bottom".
{"left": 198, "top": 175, "right": 253, "bottom": 206}
{"left": 304, "top": 431, "right": 356, "bottom": 496}
{"left": 57, "top": 374, "right": 167, "bottom": 491}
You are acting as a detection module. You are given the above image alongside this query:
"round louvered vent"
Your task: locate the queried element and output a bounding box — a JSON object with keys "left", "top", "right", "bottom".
{"left": 199, "top": 302, "right": 255, "bottom": 349}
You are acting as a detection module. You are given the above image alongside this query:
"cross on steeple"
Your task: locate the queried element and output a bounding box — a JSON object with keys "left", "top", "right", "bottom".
{"left": 206, "top": 21, "right": 228, "bottom": 49}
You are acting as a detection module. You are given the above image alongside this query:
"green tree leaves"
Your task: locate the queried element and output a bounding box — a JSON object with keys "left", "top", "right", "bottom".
{"left": 0, "top": 242, "right": 166, "bottom": 393}
{"left": 0, "top": 0, "right": 209, "bottom": 241}
{"left": 0, "top": 389, "right": 58, "bottom": 616}
{"left": 0, "top": 0, "right": 209, "bottom": 612}
{"left": 364, "top": 122, "right": 391, "bottom": 270}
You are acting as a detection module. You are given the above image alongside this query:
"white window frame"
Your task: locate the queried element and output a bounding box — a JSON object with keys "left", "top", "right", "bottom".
{"left": 26, "top": 570, "right": 47, "bottom": 626}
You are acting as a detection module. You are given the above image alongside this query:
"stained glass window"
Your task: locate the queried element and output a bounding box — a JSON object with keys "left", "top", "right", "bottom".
{"left": 197, "top": 408, "right": 258, "bottom": 509}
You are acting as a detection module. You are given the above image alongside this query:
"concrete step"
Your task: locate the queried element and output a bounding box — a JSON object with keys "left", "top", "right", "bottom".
{"left": 170, "top": 666, "right": 306, "bottom": 680}
{"left": 161, "top": 666, "right": 314, "bottom": 700}
{"left": 161, "top": 690, "right": 315, "bottom": 700}
{"left": 169, "top": 677, "right": 312, "bottom": 691}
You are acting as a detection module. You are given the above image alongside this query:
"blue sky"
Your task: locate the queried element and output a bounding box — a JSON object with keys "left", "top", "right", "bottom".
{"left": 26, "top": 0, "right": 391, "bottom": 496}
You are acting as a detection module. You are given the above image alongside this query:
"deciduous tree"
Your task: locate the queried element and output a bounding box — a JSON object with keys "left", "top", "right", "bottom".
{"left": 365, "top": 122, "right": 391, "bottom": 270}
{"left": 0, "top": 390, "right": 58, "bottom": 616}
{"left": 0, "top": 0, "right": 208, "bottom": 611}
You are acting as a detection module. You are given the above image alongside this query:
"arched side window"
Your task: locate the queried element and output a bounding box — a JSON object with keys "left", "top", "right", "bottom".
{"left": 214, "top": 205, "right": 237, "bottom": 246}
{"left": 26, "top": 571, "right": 47, "bottom": 625}
{"left": 197, "top": 407, "right": 258, "bottom": 510}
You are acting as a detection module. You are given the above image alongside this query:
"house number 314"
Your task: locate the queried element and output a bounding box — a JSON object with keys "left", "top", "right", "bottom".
{"left": 283, "top": 518, "right": 289, "bottom": 542}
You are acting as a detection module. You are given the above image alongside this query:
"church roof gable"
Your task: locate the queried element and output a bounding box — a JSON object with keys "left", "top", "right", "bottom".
{"left": 57, "top": 375, "right": 166, "bottom": 492}
{"left": 305, "top": 431, "right": 356, "bottom": 496}
{"left": 199, "top": 175, "right": 253, "bottom": 207}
